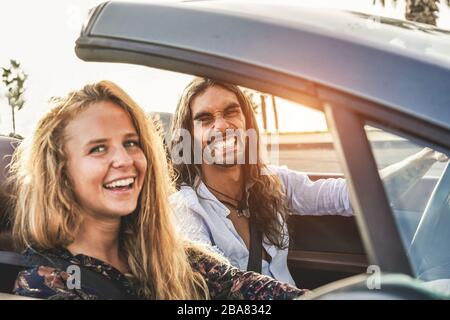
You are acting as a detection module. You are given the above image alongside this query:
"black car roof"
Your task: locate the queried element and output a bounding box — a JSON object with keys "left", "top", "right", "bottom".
{"left": 77, "top": 0, "right": 450, "bottom": 129}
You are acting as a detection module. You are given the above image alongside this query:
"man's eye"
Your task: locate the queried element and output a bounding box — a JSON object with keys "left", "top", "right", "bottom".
{"left": 124, "top": 140, "right": 140, "bottom": 148}
{"left": 198, "top": 116, "right": 213, "bottom": 124}
{"left": 90, "top": 145, "right": 106, "bottom": 154}
{"left": 225, "top": 109, "right": 240, "bottom": 117}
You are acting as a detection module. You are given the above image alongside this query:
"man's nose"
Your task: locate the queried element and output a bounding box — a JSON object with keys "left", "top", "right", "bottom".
{"left": 213, "top": 115, "right": 228, "bottom": 131}
{"left": 111, "top": 146, "right": 134, "bottom": 168}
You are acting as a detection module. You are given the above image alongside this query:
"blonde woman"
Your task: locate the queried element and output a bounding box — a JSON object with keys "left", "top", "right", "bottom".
{"left": 9, "top": 81, "right": 305, "bottom": 300}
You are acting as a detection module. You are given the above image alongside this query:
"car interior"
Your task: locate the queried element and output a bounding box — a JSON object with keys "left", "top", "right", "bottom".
{"left": 72, "top": 0, "right": 450, "bottom": 299}
{"left": 148, "top": 108, "right": 371, "bottom": 289}
{"left": 0, "top": 122, "right": 363, "bottom": 294}
{"left": 1, "top": 96, "right": 447, "bottom": 299}
{"left": 2, "top": 0, "right": 450, "bottom": 300}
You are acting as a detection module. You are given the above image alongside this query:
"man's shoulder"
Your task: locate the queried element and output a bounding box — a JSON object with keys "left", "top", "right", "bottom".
{"left": 170, "top": 185, "right": 203, "bottom": 212}
{"left": 265, "top": 164, "right": 308, "bottom": 180}
{"left": 171, "top": 185, "right": 198, "bottom": 201}
{"left": 265, "top": 164, "right": 283, "bottom": 174}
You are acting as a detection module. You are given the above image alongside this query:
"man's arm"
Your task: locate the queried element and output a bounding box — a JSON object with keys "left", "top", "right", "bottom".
{"left": 271, "top": 148, "right": 447, "bottom": 216}
{"left": 379, "top": 148, "right": 448, "bottom": 201}
{"left": 187, "top": 248, "right": 307, "bottom": 300}
{"left": 269, "top": 165, "right": 352, "bottom": 216}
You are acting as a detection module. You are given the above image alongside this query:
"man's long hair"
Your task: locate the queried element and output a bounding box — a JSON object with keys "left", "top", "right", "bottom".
{"left": 171, "top": 78, "right": 289, "bottom": 249}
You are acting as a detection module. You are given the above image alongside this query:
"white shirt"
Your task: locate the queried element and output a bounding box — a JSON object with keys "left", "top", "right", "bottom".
{"left": 170, "top": 165, "right": 353, "bottom": 286}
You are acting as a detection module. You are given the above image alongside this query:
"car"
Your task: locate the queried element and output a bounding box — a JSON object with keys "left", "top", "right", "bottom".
{"left": 1, "top": 0, "right": 449, "bottom": 300}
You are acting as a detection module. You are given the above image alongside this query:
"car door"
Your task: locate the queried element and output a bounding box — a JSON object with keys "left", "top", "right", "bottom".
{"left": 74, "top": 1, "right": 450, "bottom": 292}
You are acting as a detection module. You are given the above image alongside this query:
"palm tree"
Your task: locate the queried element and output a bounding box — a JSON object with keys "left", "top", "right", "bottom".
{"left": 242, "top": 89, "right": 279, "bottom": 132}
{"left": 1, "top": 59, "right": 27, "bottom": 136}
{"left": 375, "top": 0, "right": 450, "bottom": 26}
{"left": 271, "top": 95, "right": 279, "bottom": 133}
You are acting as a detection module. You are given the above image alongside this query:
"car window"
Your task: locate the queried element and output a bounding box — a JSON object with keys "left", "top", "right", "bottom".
{"left": 365, "top": 124, "right": 450, "bottom": 281}
{"left": 245, "top": 92, "right": 343, "bottom": 174}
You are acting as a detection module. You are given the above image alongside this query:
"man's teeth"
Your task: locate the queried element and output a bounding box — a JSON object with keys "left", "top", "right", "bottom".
{"left": 214, "top": 138, "right": 235, "bottom": 149}
{"left": 104, "top": 178, "right": 134, "bottom": 189}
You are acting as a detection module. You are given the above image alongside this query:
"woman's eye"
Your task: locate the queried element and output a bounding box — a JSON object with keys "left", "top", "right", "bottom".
{"left": 90, "top": 145, "right": 106, "bottom": 154}
{"left": 124, "top": 140, "right": 140, "bottom": 148}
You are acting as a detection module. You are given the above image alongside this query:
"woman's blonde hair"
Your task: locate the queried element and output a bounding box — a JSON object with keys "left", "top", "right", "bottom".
{"left": 9, "top": 80, "right": 209, "bottom": 299}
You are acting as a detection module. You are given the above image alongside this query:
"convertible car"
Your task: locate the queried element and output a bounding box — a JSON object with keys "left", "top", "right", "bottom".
{"left": 1, "top": 0, "right": 449, "bottom": 299}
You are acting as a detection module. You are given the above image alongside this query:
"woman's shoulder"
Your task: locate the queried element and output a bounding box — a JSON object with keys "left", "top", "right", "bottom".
{"left": 14, "top": 265, "right": 95, "bottom": 300}
{"left": 13, "top": 247, "right": 96, "bottom": 300}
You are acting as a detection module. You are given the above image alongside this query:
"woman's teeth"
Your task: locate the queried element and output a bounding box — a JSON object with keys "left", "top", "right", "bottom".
{"left": 104, "top": 177, "right": 134, "bottom": 189}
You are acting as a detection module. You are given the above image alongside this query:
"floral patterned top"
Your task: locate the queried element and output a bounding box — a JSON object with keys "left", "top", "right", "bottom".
{"left": 13, "top": 247, "right": 306, "bottom": 300}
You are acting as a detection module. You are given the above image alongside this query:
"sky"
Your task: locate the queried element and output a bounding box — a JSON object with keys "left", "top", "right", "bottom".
{"left": 1, "top": 0, "right": 449, "bottom": 136}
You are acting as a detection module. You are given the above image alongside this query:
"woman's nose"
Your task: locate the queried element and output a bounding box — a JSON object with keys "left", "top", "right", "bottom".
{"left": 111, "top": 146, "right": 134, "bottom": 168}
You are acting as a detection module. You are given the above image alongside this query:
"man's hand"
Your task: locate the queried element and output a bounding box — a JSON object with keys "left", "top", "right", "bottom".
{"left": 380, "top": 147, "right": 448, "bottom": 201}
{"left": 420, "top": 147, "right": 449, "bottom": 163}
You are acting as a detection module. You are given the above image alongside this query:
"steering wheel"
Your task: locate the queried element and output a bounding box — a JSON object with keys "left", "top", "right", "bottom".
{"left": 410, "top": 161, "right": 450, "bottom": 281}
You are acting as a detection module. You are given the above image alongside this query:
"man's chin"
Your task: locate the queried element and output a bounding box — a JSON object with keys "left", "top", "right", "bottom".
{"left": 213, "top": 162, "right": 239, "bottom": 168}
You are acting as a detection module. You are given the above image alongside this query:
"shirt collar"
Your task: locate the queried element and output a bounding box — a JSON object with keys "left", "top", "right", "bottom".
{"left": 194, "top": 175, "right": 255, "bottom": 217}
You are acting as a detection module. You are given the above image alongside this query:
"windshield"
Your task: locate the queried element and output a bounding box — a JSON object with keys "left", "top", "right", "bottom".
{"left": 365, "top": 125, "right": 450, "bottom": 285}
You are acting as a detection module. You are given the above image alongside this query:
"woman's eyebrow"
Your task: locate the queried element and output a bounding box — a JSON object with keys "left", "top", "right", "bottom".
{"left": 85, "top": 138, "right": 109, "bottom": 146}
{"left": 84, "top": 133, "right": 138, "bottom": 146}
{"left": 124, "top": 132, "right": 139, "bottom": 139}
